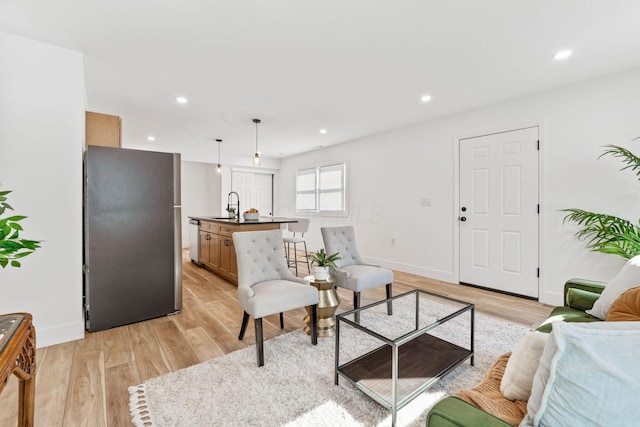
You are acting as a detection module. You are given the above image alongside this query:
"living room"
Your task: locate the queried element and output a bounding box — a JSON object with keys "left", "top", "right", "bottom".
{"left": 2, "top": 2, "right": 640, "bottom": 426}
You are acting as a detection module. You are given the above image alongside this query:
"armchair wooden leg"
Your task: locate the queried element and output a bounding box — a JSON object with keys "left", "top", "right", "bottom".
{"left": 310, "top": 304, "right": 318, "bottom": 345}
{"left": 255, "top": 318, "right": 264, "bottom": 367}
{"left": 353, "top": 292, "right": 361, "bottom": 323}
{"left": 239, "top": 311, "right": 250, "bottom": 340}
{"left": 279, "top": 312, "right": 284, "bottom": 329}
{"left": 386, "top": 283, "right": 393, "bottom": 315}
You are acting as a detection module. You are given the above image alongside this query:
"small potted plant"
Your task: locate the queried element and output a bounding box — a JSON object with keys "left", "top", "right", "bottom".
{"left": 308, "top": 248, "right": 340, "bottom": 281}
{"left": 225, "top": 207, "right": 237, "bottom": 219}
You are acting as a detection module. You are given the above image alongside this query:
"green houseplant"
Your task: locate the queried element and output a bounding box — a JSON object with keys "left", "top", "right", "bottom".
{"left": 308, "top": 248, "right": 340, "bottom": 281}
{"left": 562, "top": 137, "right": 640, "bottom": 259}
{"left": 0, "top": 185, "right": 41, "bottom": 268}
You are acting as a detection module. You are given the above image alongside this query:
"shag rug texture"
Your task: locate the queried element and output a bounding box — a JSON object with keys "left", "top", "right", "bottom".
{"left": 130, "top": 298, "right": 529, "bottom": 427}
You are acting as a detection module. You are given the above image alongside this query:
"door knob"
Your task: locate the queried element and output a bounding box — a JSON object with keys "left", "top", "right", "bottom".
{"left": 460, "top": 216, "right": 467, "bottom": 222}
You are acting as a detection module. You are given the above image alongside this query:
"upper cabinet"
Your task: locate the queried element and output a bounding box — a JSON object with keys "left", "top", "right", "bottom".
{"left": 86, "top": 111, "right": 121, "bottom": 148}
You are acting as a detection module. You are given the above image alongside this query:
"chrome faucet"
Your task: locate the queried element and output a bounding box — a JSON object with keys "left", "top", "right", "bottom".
{"left": 227, "top": 191, "right": 240, "bottom": 221}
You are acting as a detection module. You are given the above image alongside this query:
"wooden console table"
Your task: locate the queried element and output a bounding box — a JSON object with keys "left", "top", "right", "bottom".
{"left": 0, "top": 313, "right": 36, "bottom": 427}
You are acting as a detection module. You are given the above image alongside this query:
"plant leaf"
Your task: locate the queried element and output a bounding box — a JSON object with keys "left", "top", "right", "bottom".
{"left": 599, "top": 144, "right": 640, "bottom": 180}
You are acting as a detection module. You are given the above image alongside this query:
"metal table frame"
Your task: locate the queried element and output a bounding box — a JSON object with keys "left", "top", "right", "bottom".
{"left": 335, "top": 289, "right": 474, "bottom": 426}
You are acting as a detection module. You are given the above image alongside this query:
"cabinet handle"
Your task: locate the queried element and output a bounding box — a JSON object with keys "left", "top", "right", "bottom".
{"left": 224, "top": 239, "right": 230, "bottom": 247}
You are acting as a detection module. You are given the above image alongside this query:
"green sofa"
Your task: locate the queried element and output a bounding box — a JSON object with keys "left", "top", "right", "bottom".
{"left": 425, "top": 278, "right": 605, "bottom": 427}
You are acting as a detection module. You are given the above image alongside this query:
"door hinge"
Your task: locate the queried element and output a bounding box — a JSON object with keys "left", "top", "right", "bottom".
{"left": 537, "top": 268, "right": 540, "bottom": 278}
{"left": 537, "top": 140, "right": 540, "bottom": 150}
{"left": 537, "top": 204, "right": 540, "bottom": 214}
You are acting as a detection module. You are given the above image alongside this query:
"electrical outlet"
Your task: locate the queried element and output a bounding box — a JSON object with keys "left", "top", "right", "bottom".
{"left": 391, "top": 238, "right": 396, "bottom": 246}
{"left": 421, "top": 198, "right": 432, "bottom": 207}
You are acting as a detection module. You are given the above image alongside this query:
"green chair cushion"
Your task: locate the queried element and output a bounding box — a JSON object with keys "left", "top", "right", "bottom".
{"left": 565, "top": 287, "right": 602, "bottom": 311}
{"left": 535, "top": 306, "right": 600, "bottom": 333}
{"left": 426, "top": 397, "right": 513, "bottom": 427}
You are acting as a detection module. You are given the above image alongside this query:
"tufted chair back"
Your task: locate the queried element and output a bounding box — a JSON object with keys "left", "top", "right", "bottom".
{"left": 233, "top": 229, "right": 296, "bottom": 287}
{"left": 320, "top": 226, "right": 365, "bottom": 268}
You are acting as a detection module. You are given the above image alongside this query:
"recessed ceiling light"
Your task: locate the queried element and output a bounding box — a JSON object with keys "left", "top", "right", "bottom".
{"left": 147, "top": 136, "right": 156, "bottom": 141}
{"left": 175, "top": 96, "right": 188, "bottom": 104}
{"left": 553, "top": 50, "right": 572, "bottom": 61}
{"left": 420, "top": 94, "right": 432, "bottom": 103}
{"left": 320, "top": 129, "right": 327, "bottom": 134}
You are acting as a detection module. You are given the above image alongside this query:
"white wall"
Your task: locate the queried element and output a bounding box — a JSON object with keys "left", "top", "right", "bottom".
{"left": 0, "top": 32, "right": 85, "bottom": 347}
{"left": 277, "top": 67, "right": 640, "bottom": 306}
{"left": 180, "top": 160, "right": 220, "bottom": 248}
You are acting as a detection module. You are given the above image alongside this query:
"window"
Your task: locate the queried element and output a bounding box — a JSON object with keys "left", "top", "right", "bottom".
{"left": 296, "top": 163, "right": 346, "bottom": 214}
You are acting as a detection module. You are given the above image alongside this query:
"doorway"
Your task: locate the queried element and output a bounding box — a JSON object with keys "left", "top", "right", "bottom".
{"left": 231, "top": 171, "right": 274, "bottom": 216}
{"left": 458, "top": 126, "right": 539, "bottom": 298}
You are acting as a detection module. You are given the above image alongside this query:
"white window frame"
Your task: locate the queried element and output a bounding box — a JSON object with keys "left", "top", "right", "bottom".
{"left": 296, "top": 162, "right": 347, "bottom": 216}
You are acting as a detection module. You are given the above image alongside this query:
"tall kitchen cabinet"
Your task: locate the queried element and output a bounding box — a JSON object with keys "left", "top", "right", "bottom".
{"left": 86, "top": 111, "right": 122, "bottom": 148}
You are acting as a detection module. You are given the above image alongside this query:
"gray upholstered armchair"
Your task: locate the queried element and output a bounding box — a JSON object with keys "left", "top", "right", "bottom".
{"left": 233, "top": 229, "right": 318, "bottom": 366}
{"left": 320, "top": 226, "right": 393, "bottom": 320}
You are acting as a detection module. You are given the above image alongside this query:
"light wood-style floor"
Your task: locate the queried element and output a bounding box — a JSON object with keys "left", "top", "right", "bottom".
{"left": 0, "top": 251, "right": 553, "bottom": 427}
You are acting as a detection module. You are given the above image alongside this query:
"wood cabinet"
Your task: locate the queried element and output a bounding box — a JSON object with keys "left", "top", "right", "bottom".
{"left": 199, "top": 230, "right": 219, "bottom": 268}
{"left": 197, "top": 220, "right": 281, "bottom": 285}
{"left": 86, "top": 111, "right": 121, "bottom": 148}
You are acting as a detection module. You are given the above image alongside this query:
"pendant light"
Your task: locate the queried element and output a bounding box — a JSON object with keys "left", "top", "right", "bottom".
{"left": 215, "top": 139, "right": 222, "bottom": 175}
{"left": 253, "top": 118, "right": 261, "bottom": 166}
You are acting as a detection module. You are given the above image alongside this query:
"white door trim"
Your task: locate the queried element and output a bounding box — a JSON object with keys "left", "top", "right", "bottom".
{"left": 452, "top": 120, "right": 547, "bottom": 299}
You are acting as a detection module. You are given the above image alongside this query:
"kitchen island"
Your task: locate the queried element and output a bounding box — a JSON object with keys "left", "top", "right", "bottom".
{"left": 189, "top": 216, "right": 297, "bottom": 285}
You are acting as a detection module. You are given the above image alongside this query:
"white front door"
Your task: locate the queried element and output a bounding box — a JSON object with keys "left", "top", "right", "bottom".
{"left": 231, "top": 171, "right": 273, "bottom": 216}
{"left": 459, "top": 127, "right": 539, "bottom": 298}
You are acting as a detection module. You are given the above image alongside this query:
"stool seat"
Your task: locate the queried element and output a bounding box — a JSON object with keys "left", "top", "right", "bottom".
{"left": 283, "top": 236, "right": 305, "bottom": 244}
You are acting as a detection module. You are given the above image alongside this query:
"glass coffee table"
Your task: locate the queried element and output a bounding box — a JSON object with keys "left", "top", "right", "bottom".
{"left": 335, "top": 289, "right": 474, "bottom": 426}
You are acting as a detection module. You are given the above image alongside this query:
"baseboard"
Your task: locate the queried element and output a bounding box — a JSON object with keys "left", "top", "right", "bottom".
{"left": 35, "top": 320, "right": 85, "bottom": 348}
{"left": 361, "top": 256, "right": 455, "bottom": 283}
{"left": 540, "top": 290, "right": 563, "bottom": 307}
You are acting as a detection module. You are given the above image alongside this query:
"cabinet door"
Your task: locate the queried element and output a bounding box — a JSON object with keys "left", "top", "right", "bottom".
{"left": 228, "top": 239, "right": 237, "bottom": 281}
{"left": 218, "top": 236, "right": 232, "bottom": 273}
{"left": 208, "top": 233, "right": 220, "bottom": 268}
{"left": 86, "top": 111, "right": 121, "bottom": 148}
{"left": 199, "top": 230, "right": 210, "bottom": 264}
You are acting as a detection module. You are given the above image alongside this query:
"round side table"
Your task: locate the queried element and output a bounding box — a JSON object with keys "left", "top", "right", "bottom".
{"left": 303, "top": 275, "right": 340, "bottom": 338}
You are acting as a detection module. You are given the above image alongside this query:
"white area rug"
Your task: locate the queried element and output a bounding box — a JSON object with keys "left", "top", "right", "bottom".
{"left": 130, "top": 302, "right": 529, "bottom": 427}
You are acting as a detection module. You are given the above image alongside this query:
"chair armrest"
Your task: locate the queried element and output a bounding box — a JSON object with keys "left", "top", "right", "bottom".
{"left": 278, "top": 269, "right": 309, "bottom": 285}
{"left": 237, "top": 285, "right": 255, "bottom": 309}
{"left": 564, "top": 278, "right": 606, "bottom": 310}
{"left": 289, "top": 276, "right": 309, "bottom": 285}
{"left": 426, "top": 397, "right": 513, "bottom": 427}
{"left": 329, "top": 267, "right": 350, "bottom": 285}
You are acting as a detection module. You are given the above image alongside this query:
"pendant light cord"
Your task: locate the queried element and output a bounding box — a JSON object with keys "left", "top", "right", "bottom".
{"left": 254, "top": 119, "right": 259, "bottom": 153}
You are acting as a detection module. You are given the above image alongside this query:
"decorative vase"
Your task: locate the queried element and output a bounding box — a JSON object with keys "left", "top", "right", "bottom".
{"left": 313, "top": 266, "right": 329, "bottom": 281}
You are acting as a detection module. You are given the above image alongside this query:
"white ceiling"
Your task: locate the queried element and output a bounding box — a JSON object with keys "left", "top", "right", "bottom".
{"left": 2, "top": 1, "right": 640, "bottom": 163}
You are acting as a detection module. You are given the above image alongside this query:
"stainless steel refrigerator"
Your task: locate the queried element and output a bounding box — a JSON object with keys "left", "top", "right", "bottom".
{"left": 83, "top": 146, "right": 182, "bottom": 332}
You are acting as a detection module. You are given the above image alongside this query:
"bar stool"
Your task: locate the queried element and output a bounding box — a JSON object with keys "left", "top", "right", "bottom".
{"left": 284, "top": 218, "right": 311, "bottom": 276}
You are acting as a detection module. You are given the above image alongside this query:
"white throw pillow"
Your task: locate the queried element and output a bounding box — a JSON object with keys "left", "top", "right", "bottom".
{"left": 588, "top": 255, "right": 640, "bottom": 320}
{"left": 520, "top": 321, "right": 640, "bottom": 427}
{"left": 500, "top": 331, "right": 549, "bottom": 401}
